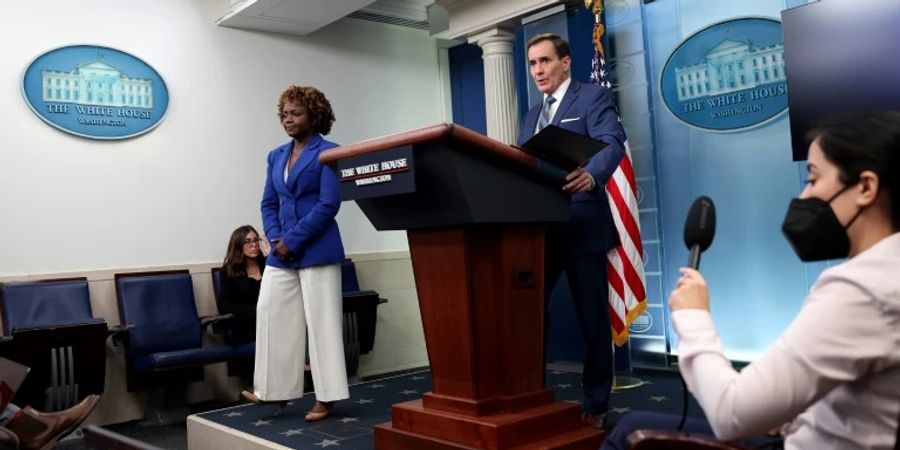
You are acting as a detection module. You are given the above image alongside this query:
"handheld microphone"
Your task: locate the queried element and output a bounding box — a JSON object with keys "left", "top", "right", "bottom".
{"left": 676, "top": 195, "right": 716, "bottom": 432}
{"left": 683, "top": 196, "right": 716, "bottom": 269}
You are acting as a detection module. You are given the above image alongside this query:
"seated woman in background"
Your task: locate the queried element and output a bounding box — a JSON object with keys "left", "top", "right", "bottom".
{"left": 604, "top": 111, "right": 900, "bottom": 450}
{"left": 218, "top": 225, "right": 267, "bottom": 347}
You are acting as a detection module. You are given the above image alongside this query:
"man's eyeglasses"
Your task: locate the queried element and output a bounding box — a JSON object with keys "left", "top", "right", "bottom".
{"left": 243, "top": 237, "right": 262, "bottom": 246}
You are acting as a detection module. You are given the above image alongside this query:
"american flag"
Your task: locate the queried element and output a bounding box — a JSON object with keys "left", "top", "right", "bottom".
{"left": 590, "top": 15, "right": 648, "bottom": 346}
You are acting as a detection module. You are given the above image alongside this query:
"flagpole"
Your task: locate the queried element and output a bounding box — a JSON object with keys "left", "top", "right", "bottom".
{"left": 587, "top": 0, "right": 646, "bottom": 392}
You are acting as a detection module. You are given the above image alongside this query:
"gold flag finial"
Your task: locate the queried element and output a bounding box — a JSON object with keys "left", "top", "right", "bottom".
{"left": 585, "top": 0, "right": 604, "bottom": 22}
{"left": 586, "top": 0, "right": 606, "bottom": 57}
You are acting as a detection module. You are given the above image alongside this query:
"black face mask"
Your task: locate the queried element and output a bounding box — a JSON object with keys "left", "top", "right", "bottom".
{"left": 781, "top": 186, "right": 862, "bottom": 262}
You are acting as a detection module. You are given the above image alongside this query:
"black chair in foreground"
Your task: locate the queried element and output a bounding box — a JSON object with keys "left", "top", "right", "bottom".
{"left": 83, "top": 425, "right": 164, "bottom": 450}
{"left": 0, "top": 278, "right": 107, "bottom": 412}
{"left": 627, "top": 430, "right": 753, "bottom": 450}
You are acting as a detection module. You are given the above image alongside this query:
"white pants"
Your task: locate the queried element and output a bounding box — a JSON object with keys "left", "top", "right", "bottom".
{"left": 252, "top": 263, "right": 349, "bottom": 402}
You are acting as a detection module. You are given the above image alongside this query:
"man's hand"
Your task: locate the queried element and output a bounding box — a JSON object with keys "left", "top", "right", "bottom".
{"left": 562, "top": 167, "right": 595, "bottom": 193}
{"left": 272, "top": 239, "right": 294, "bottom": 263}
{"left": 668, "top": 268, "right": 710, "bottom": 311}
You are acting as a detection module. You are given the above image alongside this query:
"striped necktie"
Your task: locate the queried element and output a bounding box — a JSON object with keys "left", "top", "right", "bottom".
{"left": 536, "top": 95, "right": 557, "bottom": 134}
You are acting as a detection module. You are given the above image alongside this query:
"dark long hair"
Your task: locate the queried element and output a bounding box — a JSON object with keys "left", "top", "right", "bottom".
{"left": 808, "top": 111, "right": 900, "bottom": 230}
{"left": 222, "top": 225, "right": 263, "bottom": 277}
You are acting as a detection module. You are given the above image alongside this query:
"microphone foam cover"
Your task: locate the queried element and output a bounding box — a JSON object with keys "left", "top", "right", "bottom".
{"left": 684, "top": 196, "right": 716, "bottom": 251}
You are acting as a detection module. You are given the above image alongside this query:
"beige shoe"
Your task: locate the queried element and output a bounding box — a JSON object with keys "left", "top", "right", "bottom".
{"left": 241, "top": 390, "right": 288, "bottom": 416}
{"left": 304, "top": 401, "right": 335, "bottom": 422}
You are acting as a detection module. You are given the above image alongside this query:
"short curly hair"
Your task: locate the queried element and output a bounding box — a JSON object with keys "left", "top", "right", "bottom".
{"left": 277, "top": 85, "right": 336, "bottom": 135}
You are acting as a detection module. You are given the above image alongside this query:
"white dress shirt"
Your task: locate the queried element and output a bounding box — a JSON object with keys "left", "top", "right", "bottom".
{"left": 673, "top": 232, "right": 900, "bottom": 450}
{"left": 534, "top": 77, "right": 572, "bottom": 135}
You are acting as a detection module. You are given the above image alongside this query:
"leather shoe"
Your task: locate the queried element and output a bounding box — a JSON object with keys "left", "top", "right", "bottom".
{"left": 241, "top": 390, "right": 288, "bottom": 417}
{"left": 0, "top": 426, "right": 19, "bottom": 449}
{"left": 8, "top": 394, "right": 100, "bottom": 450}
{"left": 304, "top": 401, "right": 334, "bottom": 422}
{"left": 581, "top": 412, "right": 606, "bottom": 429}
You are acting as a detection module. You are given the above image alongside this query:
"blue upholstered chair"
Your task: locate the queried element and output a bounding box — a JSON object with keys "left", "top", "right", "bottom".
{"left": 209, "top": 268, "right": 253, "bottom": 379}
{"left": 0, "top": 278, "right": 107, "bottom": 411}
{"left": 114, "top": 270, "right": 232, "bottom": 391}
{"left": 340, "top": 259, "right": 387, "bottom": 376}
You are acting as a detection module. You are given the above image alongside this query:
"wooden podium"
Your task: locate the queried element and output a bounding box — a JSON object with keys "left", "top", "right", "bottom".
{"left": 321, "top": 124, "right": 604, "bottom": 449}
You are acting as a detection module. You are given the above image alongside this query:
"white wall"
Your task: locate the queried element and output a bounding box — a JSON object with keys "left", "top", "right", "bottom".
{"left": 0, "top": 0, "right": 446, "bottom": 276}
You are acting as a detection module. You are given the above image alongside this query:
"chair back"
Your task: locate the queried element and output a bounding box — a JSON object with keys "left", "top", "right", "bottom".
{"left": 211, "top": 267, "right": 223, "bottom": 304}
{"left": 115, "top": 271, "right": 201, "bottom": 357}
{"left": 627, "top": 430, "right": 752, "bottom": 450}
{"left": 0, "top": 278, "right": 94, "bottom": 334}
{"left": 341, "top": 259, "right": 361, "bottom": 292}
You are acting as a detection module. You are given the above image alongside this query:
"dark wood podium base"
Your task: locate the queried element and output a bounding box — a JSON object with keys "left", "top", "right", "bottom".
{"left": 373, "top": 399, "right": 604, "bottom": 450}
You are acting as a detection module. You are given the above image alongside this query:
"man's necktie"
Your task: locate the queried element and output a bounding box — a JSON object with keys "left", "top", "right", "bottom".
{"left": 536, "top": 95, "right": 556, "bottom": 134}
{"left": 535, "top": 95, "right": 556, "bottom": 134}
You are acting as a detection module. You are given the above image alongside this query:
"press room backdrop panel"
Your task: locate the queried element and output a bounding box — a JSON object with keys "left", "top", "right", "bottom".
{"left": 0, "top": 0, "right": 443, "bottom": 276}
{"left": 645, "top": 0, "right": 820, "bottom": 361}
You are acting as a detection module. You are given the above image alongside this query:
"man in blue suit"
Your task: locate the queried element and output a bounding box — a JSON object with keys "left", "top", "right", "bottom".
{"left": 517, "top": 33, "right": 626, "bottom": 427}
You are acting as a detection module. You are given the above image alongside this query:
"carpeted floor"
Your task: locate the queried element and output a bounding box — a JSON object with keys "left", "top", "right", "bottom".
{"left": 59, "top": 368, "right": 705, "bottom": 450}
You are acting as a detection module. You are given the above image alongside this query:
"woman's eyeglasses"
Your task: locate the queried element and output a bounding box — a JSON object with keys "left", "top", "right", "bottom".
{"left": 243, "top": 237, "right": 262, "bottom": 246}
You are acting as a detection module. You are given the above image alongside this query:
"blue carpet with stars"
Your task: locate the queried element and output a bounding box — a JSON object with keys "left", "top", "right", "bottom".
{"left": 196, "top": 369, "right": 706, "bottom": 449}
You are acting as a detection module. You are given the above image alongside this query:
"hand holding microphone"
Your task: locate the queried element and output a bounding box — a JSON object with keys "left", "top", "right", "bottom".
{"left": 669, "top": 268, "right": 709, "bottom": 311}
{"left": 672, "top": 196, "right": 717, "bottom": 432}
{"left": 669, "top": 196, "right": 716, "bottom": 312}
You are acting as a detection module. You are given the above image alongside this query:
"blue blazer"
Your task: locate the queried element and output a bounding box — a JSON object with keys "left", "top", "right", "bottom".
{"left": 260, "top": 133, "right": 345, "bottom": 270}
{"left": 517, "top": 80, "right": 627, "bottom": 256}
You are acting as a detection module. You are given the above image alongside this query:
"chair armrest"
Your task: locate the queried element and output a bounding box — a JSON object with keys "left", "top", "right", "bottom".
{"left": 107, "top": 324, "right": 134, "bottom": 346}
{"left": 342, "top": 290, "right": 388, "bottom": 304}
{"left": 200, "top": 313, "right": 235, "bottom": 331}
{"left": 627, "top": 430, "right": 752, "bottom": 450}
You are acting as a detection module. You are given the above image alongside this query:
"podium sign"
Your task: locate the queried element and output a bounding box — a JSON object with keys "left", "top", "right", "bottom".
{"left": 334, "top": 145, "right": 416, "bottom": 201}
{"left": 322, "top": 124, "right": 604, "bottom": 449}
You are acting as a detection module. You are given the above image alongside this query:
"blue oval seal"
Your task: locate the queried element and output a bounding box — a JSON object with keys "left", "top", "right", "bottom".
{"left": 22, "top": 45, "right": 169, "bottom": 140}
{"left": 660, "top": 18, "right": 787, "bottom": 132}
{"left": 628, "top": 310, "right": 653, "bottom": 334}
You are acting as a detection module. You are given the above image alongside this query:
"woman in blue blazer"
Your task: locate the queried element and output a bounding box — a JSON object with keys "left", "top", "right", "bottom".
{"left": 241, "top": 86, "right": 348, "bottom": 422}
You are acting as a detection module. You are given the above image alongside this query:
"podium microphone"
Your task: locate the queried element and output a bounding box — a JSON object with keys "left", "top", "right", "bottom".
{"left": 676, "top": 195, "right": 716, "bottom": 432}
{"left": 683, "top": 196, "right": 716, "bottom": 269}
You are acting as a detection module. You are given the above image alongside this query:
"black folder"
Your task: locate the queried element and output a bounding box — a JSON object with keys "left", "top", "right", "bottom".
{"left": 519, "top": 125, "right": 608, "bottom": 172}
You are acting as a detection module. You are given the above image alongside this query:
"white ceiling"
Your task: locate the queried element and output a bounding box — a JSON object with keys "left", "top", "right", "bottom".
{"left": 216, "top": 0, "right": 434, "bottom": 36}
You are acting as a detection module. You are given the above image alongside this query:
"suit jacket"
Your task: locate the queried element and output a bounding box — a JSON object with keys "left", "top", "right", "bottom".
{"left": 260, "top": 133, "right": 345, "bottom": 269}
{"left": 517, "top": 80, "right": 627, "bottom": 256}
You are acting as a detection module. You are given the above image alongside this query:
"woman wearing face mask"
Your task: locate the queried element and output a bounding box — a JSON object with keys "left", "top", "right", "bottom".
{"left": 602, "top": 111, "right": 900, "bottom": 450}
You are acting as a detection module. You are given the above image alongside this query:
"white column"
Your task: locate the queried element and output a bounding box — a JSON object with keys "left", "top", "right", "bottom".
{"left": 470, "top": 27, "right": 519, "bottom": 145}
